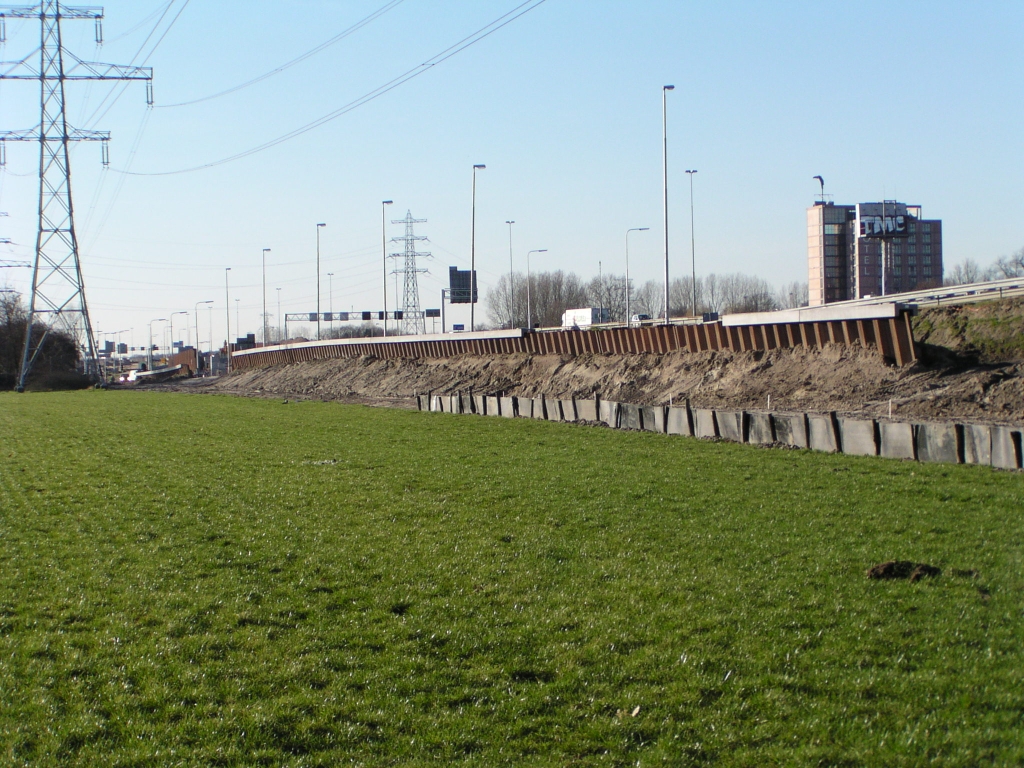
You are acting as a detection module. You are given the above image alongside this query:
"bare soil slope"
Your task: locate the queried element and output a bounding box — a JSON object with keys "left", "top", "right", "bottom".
{"left": 164, "top": 299, "right": 1024, "bottom": 425}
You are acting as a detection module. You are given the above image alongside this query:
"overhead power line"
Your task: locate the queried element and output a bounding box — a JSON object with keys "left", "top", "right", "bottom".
{"left": 115, "top": 0, "right": 548, "bottom": 177}
{"left": 159, "top": 0, "right": 407, "bottom": 109}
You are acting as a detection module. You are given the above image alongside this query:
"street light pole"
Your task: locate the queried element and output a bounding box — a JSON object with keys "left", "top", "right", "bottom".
{"left": 505, "top": 219, "right": 515, "bottom": 328}
{"left": 686, "top": 170, "right": 698, "bottom": 317}
{"left": 224, "top": 268, "right": 232, "bottom": 372}
{"left": 195, "top": 300, "right": 212, "bottom": 373}
{"left": 148, "top": 318, "right": 165, "bottom": 371}
{"left": 662, "top": 84, "right": 675, "bottom": 324}
{"left": 626, "top": 227, "right": 649, "bottom": 325}
{"left": 316, "top": 223, "right": 326, "bottom": 340}
{"left": 470, "top": 164, "right": 486, "bottom": 332}
{"left": 276, "top": 287, "right": 282, "bottom": 343}
{"left": 381, "top": 200, "right": 393, "bottom": 336}
{"left": 169, "top": 311, "right": 187, "bottom": 360}
{"left": 235, "top": 298, "right": 240, "bottom": 341}
{"left": 262, "top": 248, "right": 271, "bottom": 346}
{"left": 526, "top": 249, "right": 547, "bottom": 329}
{"left": 327, "top": 273, "right": 333, "bottom": 337}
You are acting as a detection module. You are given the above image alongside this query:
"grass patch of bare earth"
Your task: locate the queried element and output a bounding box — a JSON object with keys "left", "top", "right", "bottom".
{"left": 1, "top": 391, "right": 1022, "bottom": 766}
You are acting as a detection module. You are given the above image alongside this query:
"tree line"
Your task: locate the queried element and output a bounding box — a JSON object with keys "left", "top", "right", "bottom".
{"left": 0, "top": 290, "right": 81, "bottom": 389}
{"left": 945, "top": 246, "right": 1024, "bottom": 286}
{"left": 485, "top": 271, "right": 809, "bottom": 329}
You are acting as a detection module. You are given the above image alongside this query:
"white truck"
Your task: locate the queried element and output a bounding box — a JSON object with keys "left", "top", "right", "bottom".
{"left": 561, "top": 307, "right": 611, "bottom": 328}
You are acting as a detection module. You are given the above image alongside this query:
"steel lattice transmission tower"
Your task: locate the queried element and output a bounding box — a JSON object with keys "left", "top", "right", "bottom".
{"left": 389, "top": 210, "right": 428, "bottom": 335}
{"left": 0, "top": 1, "right": 152, "bottom": 391}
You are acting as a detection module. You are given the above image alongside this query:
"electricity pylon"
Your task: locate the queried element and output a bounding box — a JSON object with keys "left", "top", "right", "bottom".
{"left": 0, "top": 1, "right": 153, "bottom": 391}
{"left": 390, "top": 210, "right": 428, "bottom": 335}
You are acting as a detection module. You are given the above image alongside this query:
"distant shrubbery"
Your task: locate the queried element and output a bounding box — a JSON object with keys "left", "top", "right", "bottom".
{"left": 486, "top": 270, "right": 808, "bottom": 328}
{"left": 0, "top": 290, "right": 81, "bottom": 390}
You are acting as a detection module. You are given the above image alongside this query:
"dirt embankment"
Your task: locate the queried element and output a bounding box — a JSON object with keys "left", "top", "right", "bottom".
{"left": 163, "top": 300, "right": 1024, "bottom": 426}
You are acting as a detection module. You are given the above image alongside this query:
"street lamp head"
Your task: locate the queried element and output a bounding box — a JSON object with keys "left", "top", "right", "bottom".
{"left": 317, "top": 223, "right": 326, "bottom": 228}
{"left": 383, "top": 200, "right": 393, "bottom": 205}
{"left": 664, "top": 84, "right": 675, "bottom": 91}
{"left": 473, "top": 164, "right": 486, "bottom": 169}
{"left": 686, "top": 169, "right": 698, "bottom": 174}
{"left": 506, "top": 220, "right": 515, "bottom": 225}
{"left": 263, "top": 248, "right": 271, "bottom": 254}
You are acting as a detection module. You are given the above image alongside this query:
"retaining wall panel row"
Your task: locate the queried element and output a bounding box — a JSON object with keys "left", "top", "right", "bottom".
{"left": 422, "top": 390, "right": 1020, "bottom": 470}
{"left": 232, "top": 310, "right": 919, "bottom": 371}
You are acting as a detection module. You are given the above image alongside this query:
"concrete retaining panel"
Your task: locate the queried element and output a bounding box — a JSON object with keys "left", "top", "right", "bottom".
{"left": 666, "top": 406, "right": 693, "bottom": 436}
{"left": 991, "top": 426, "right": 1022, "bottom": 469}
{"left": 716, "top": 410, "right": 746, "bottom": 443}
{"left": 962, "top": 424, "right": 991, "bottom": 465}
{"left": 545, "top": 399, "right": 563, "bottom": 421}
{"left": 915, "top": 422, "right": 960, "bottom": 464}
{"left": 807, "top": 414, "right": 839, "bottom": 453}
{"left": 599, "top": 400, "right": 620, "bottom": 428}
{"left": 694, "top": 409, "right": 718, "bottom": 438}
{"left": 485, "top": 396, "right": 500, "bottom": 416}
{"left": 431, "top": 395, "right": 444, "bottom": 413}
{"left": 529, "top": 398, "right": 546, "bottom": 419}
{"left": 619, "top": 402, "right": 642, "bottom": 430}
{"left": 576, "top": 398, "right": 597, "bottom": 422}
{"left": 773, "top": 413, "right": 808, "bottom": 448}
{"left": 879, "top": 421, "right": 916, "bottom": 460}
{"left": 461, "top": 395, "right": 474, "bottom": 414}
{"left": 499, "top": 396, "right": 516, "bottom": 418}
{"left": 473, "top": 394, "right": 486, "bottom": 415}
{"left": 642, "top": 406, "right": 665, "bottom": 433}
{"left": 748, "top": 411, "right": 775, "bottom": 444}
{"left": 560, "top": 399, "right": 577, "bottom": 421}
{"left": 839, "top": 417, "right": 879, "bottom": 456}
{"left": 518, "top": 397, "right": 534, "bottom": 418}
{"left": 416, "top": 395, "right": 426, "bottom": 411}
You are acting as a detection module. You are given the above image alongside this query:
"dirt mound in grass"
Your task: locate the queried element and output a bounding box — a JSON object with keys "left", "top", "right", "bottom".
{"left": 867, "top": 561, "right": 941, "bottom": 581}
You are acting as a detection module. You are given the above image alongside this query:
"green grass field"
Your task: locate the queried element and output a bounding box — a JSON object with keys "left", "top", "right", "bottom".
{"left": 1, "top": 391, "right": 1022, "bottom": 766}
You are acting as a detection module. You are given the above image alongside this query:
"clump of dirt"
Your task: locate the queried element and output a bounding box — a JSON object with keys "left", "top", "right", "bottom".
{"left": 867, "top": 561, "right": 941, "bottom": 581}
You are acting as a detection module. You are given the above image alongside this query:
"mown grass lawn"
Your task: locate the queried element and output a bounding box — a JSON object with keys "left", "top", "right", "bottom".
{"left": 0, "top": 390, "right": 1022, "bottom": 766}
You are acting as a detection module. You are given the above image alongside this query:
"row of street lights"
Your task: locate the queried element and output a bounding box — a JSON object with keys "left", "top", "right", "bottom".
{"left": 236, "top": 85, "right": 694, "bottom": 350}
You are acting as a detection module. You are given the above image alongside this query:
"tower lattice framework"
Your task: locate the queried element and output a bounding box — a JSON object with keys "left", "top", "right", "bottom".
{"left": 390, "top": 210, "right": 428, "bottom": 335}
{"left": 0, "top": 1, "right": 152, "bottom": 390}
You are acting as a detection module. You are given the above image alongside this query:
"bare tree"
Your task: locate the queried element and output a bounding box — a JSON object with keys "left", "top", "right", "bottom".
{"left": 487, "top": 270, "right": 588, "bottom": 328}
{"left": 586, "top": 274, "right": 627, "bottom": 323}
{"left": 631, "top": 280, "right": 663, "bottom": 319}
{"left": 945, "top": 258, "right": 982, "bottom": 286}
{"left": 486, "top": 273, "right": 530, "bottom": 328}
{"left": 777, "top": 281, "right": 809, "bottom": 308}
{"left": 985, "top": 247, "right": 1024, "bottom": 279}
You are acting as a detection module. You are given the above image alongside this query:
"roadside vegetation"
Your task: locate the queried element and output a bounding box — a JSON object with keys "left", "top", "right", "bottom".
{"left": 0, "top": 291, "right": 85, "bottom": 391}
{"left": 1, "top": 391, "right": 1022, "bottom": 766}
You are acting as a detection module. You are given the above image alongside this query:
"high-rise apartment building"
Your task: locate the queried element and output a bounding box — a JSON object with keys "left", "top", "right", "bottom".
{"left": 808, "top": 201, "right": 942, "bottom": 305}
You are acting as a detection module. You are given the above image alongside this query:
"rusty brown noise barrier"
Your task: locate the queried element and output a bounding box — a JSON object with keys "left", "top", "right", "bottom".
{"left": 230, "top": 312, "right": 917, "bottom": 371}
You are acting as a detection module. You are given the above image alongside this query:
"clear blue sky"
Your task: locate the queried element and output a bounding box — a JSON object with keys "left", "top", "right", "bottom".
{"left": 1, "top": 0, "right": 1021, "bottom": 347}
